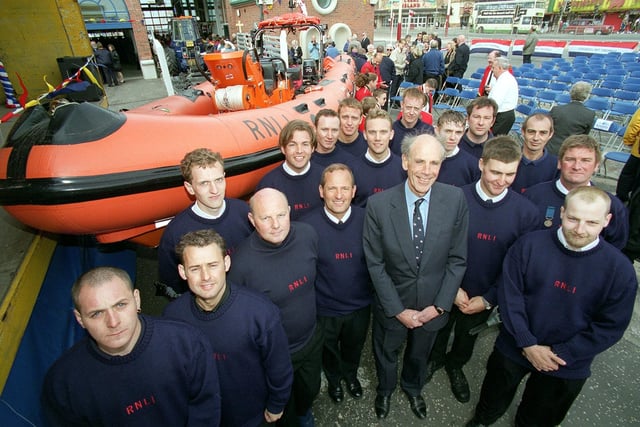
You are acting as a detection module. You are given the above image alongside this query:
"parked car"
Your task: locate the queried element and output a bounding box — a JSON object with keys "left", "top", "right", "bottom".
{"left": 562, "top": 19, "right": 614, "bottom": 35}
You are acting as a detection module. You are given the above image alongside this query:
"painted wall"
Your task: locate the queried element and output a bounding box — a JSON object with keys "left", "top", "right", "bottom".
{"left": 0, "top": 0, "right": 92, "bottom": 105}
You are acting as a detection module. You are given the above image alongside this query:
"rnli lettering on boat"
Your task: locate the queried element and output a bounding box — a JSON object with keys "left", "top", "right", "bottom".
{"left": 243, "top": 114, "right": 290, "bottom": 140}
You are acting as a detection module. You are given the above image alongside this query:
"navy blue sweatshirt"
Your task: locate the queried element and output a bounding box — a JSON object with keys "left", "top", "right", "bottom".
{"left": 256, "top": 163, "right": 323, "bottom": 221}
{"left": 42, "top": 316, "right": 221, "bottom": 427}
{"left": 437, "top": 149, "right": 480, "bottom": 187}
{"left": 496, "top": 229, "right": 637, "bottom": 379}
{"left": 300, "top": 207, "right": 372, "bottom": 316}
{"left": 461, "top": 184, "right": 540, "bottom": 304}
{"left": 228, "top": 222, "right": 318, "bottom": 353}
{"left": 163, "top": 284, "right": 293, "bottom": 427}
{"left": 352, "top": 153, "right": 406, "bottom": 207}
{"left": 158, "top": 199, "right": 252, "bottom": 293}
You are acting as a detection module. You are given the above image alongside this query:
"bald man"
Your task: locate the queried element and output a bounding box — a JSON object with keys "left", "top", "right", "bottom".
{"left": 228, "top": 188, "right": 321, "bottom": 427}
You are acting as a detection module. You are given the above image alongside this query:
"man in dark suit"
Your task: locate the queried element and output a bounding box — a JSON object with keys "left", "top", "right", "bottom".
{"left": 448, "top": 34, "right": 470, "bottom": 80}
{"left": 360, "top": 32, "right": 371, "bottom": 52}
{"left": 363, "top": 134, "right": 469, "bottom": 420}
{"left": 547, "top": 81, "right": 595, "bottom": 155}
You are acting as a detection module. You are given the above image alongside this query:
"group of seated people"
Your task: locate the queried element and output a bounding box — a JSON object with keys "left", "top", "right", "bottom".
{"left": 42, "top": 89, "right": 637, "bottom": 427}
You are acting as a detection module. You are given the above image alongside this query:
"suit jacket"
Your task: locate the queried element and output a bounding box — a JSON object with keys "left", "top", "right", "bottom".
{"left": 363, "top": 182, "right": 469, "bottom": 331}
{"left": 449, "top": 43, "right": 470, "bottom": 78}
{"left": 361, "top": 37, "right": 371, "bottom": 52}
{"left": 548, "top": 101, "right": 596, "bottom": 155}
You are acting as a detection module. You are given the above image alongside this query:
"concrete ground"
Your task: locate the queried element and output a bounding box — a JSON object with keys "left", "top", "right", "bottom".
{"left": 1, "top": 41, "right": 639, "bottom": 426}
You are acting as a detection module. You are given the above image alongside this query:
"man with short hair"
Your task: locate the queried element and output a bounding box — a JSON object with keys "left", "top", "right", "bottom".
{"left": 163, "top": 229, "right": 293, "bottom": 426}
{"left": 511, "top": 113, "right": 559, "bottom": 193}
{"left": 422, "top": 40, "right": 444, "bottom": 87}
{"left": 448, "top": 34, "right": 470, "bottom": 79}
{"left": 364, "top": 134, "right": 468, "bottom": 420}
{"left": 361, "top": 51, "right": 386, "bottom": 89}
{"left": 257, "top": 120, "right": 323, "bottom": 220}
{"left": 522, "top": 27, "right": 539, "bottom": 64}
{"left": 157, "top": 148, "right": 252, "bottom": 296}
{"left": 378, "top": 45, "right": 395, "bottom": 96}
{"left": 459, "top": 97, "right": 498, "bottom": 159}
{"left": 426, "top": 136, "right": 540, "bottom": 404}
{"left": 466, "top": 186, "right": 637, "bottom": 427}
{"left": 435, "top": 110, "right": 480, "bottom": 187}
{"left": 311, "top": 108, "right": 356, "bottom": 168}
{"left": 548, "top": 81, "right": 595, "bottom": 155}
{"left": 488, "top": 56, "right": 518, "bottom": 136}
{"left": 353, "top": 109, "right": 406, "bottom": 206}
{"left": 300, "top": 164, "right": 371, "bottom": 405}
{"left": 389, "top": 88, "right": 435, "bottom": 155}
{"left": 229, "top": 188, "right": 321, "bottom": 427}
{"left": 42, "top": 267, "right": 221, "bottom": 427}
{"left": 478, "top": 50, "right": 501, "bottom": 96}
{"left": 308, "top": 35, "right": 320, "bottom": 65}
{"left": 360, "top": 32, "right": 371, "bottom": 52}
{"left": 337, "top": 98, "right": 368, "bottom": 157}
{"left": 524, "top": 134, "right": 629, "bottom": 249}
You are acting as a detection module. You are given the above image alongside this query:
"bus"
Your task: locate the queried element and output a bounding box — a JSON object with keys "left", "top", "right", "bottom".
{"left": 472, "top": 0, "right": 546, "bottom": 34}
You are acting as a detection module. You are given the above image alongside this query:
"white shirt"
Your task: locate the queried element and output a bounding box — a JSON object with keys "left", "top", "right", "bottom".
{"left": 282, "top": 161, "right": 310, "bottom": 176}
{"left": 489, "top": 71, "right": 518, "bottom": 112}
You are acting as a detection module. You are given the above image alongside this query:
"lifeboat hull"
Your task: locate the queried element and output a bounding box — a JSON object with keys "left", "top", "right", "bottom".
{"left": 0, "top": 57, "right": 355, "bottom": 244}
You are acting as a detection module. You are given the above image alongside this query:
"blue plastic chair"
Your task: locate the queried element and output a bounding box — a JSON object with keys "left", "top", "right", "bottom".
{"left": 613, "top": 90, "right": 639, "bottom": 102}
{"left": 555, "top": 93, "right": 571, "bottom": 105}
{"left": 390, "top": 81, "right": 417, "bottom": 105}
{"left": 584, "top": 97, "right": 611, "bottom": 114}
{"left": 606, "top": 101, "right": 638, "bottom": 121}
{"left": 537, "top": 91, "right": 559, "bottom": 109}
{"left": 622, "top": 84, "right": 640, "bottom": 93}
{"left": 519, "top": 87, "right": 538, "bottom": 103}
{"left": 590, "top": 87, "right": 614, "bottom": 99}
{"left": 600, "top": 80, "right": 624, "bottom": 90}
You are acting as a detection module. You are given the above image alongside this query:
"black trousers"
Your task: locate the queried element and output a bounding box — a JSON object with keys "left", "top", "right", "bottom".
{"left": 372, "top": 315, "right": 438, "bottom": 397}
{"left": 492, "top": 109, "right": 516, "bottom": 136}
{"left": 615, "top": 154, "right": 640, "bottom": 202}
{"left": 473, "top": 349, "right": 586, "bottom": 426}
{"left": 318, "top": 305, "right": 371, "bottom": 387}
{"left": 429, "top": 305, "right": 491, "bottom": 369}
{"left": 523, "top": 54, "right": 532, "bottom": 64}
{"left": 277, "top": 326, "right": 323, "bottom": 426}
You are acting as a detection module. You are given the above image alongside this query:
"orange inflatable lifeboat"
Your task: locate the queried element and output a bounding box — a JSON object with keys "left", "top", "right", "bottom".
{"left": 0, "top": 48, "right": 355, "bottom": 245}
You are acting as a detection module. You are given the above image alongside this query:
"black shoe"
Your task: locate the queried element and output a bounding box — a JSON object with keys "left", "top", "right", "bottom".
{"left": 328, "top": 383, "right": 344, "bottom": 403}
{"left": 345, "top": 378, "right": 363, "bottom": 399}
{"left": 374, "top": 394, "right": 390, "bottom": 419}
{"left": 447, "top": 366, "right": 470, "bottom": 403}
{"left": 406, "top": 394, "right": 427, "bottom": 419}
{"left": 465, "top": 418, "right": 488, "bottom": 427}
{"left": 425, "top": 360, "right": 444, "bottom": 383}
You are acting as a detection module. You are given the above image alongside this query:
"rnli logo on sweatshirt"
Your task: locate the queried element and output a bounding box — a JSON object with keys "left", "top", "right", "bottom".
{"left": 293, "top": 202, "right": 311, "bottom": 212}
{"left": 288, "top": 275, "right": 309, "bottom": 292}
{"left": 553, "top": 280, "right": 576, "bottom": 294}
{"left": 125, "top": 395, "right": 156, "bottom": 415}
